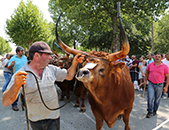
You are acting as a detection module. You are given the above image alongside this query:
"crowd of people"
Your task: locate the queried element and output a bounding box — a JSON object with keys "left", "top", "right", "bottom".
{"left": 118, "top": 52, "right": 169, "bottom": 118}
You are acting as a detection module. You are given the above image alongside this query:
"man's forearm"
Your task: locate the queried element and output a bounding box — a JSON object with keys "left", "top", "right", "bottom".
{"left": 165, "top": 77, "right": 169, "bottom": 88}
{"left": 144, "top": 70, "right": 149, "bottom": 82}
{"left": 66, "top": 63, "right": 77, "bottom": 80}
{"left": 8, "top": 64, "right": 13, "bottom": 70}
{"left": 2, "top": 84, "right": 20, "bottom": 107}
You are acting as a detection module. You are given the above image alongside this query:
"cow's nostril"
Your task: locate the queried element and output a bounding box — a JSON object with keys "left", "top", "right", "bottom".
{"left": 78, "top": 69, "right": 89, "bottom": 77}
{"left": 83, "top": 70, "right": 89, "bottom": 75}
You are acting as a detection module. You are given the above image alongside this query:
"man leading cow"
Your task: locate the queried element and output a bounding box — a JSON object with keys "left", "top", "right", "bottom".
{"left": 2, "top": 41, "right": 84, "bottom": 130}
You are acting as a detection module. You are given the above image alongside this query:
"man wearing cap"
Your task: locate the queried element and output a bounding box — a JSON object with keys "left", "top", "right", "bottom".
{"left": 7, "top": 46, "right": 28, "bottom": 111}
{"left": 3, "top": 41, "right": 84, "bottom": 130}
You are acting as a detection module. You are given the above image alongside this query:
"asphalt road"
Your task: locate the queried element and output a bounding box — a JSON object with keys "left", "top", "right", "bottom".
{"left": 0, "top": 65, "right": 169, "bottom": 130}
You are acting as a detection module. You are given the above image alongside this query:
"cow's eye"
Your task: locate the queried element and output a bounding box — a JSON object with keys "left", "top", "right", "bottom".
{"left": 99, "top": 68, "right": 105, "bottom": 75}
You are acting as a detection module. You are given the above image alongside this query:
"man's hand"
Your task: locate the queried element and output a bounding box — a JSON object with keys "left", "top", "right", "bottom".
{"left": 14, "top": 71, "right": 27, "bottom": 90}
{"left": 163, "top": 86, "right": 168, "bottom": 94}
{"left": 73, "top": 54, "right": 85, "bottom": 65}
{"left": 11, "top": 61, "right": 15, "bottom": 66}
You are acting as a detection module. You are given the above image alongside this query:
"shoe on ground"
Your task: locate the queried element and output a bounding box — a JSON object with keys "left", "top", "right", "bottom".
{"left": 137, "top": 86, "right": 140, "bottom": 91}
{"left": 153, "top": 111, "right": 157, "bottom": 116}
{"left": 146, "top": 112, "right": 153, "bottom": 118}
{"left": 12, "top": 106, "right": 19, "bottom": 111}
{"left": 138, "top": 88, "right": 143, "bottom": 91}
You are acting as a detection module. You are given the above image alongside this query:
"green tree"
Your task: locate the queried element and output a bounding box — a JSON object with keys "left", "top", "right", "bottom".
{"left": 0, "top": 37, "right": 12, "bottom": 54}
{"left": 5, "top": 0, "right": 50, "bottom": 49}
{"left": 49, "top": 0, "right": 169, "bottom": 53}
{"left": 154, "top": 12, "right": 169, "bottom": 54}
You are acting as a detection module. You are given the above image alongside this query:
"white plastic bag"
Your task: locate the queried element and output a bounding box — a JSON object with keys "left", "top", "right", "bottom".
{"left": 134, "top": 80, "right": 139, "bottom": 90}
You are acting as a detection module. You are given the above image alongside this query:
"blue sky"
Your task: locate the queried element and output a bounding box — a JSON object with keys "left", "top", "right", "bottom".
{"left": 0, "top": 0, "right": 52, "bottom": 52}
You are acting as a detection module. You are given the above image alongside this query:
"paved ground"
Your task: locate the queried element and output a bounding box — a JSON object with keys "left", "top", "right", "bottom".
{"left": 0, "top": 65, "right": 169, "bottom": 130}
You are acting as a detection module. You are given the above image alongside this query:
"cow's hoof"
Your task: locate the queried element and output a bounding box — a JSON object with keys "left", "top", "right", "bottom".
{"left": 117, "top": 115, "right": 123, "bottom": 120}
{"left": 79, "top": 109, "right": 86, "bottom": 113}
{"left": 59, "top": 98, "right": 64, "bottom": 101}
{"left": 74, "top": 104, "right": 79, "bottom": 108}
{"left": 65, "top": 99, "right": 70, "bottom": 102}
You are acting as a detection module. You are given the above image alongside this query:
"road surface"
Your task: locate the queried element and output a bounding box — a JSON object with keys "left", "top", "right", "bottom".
{"left": 0, "top": 66, "right": 169, "bottom": 130}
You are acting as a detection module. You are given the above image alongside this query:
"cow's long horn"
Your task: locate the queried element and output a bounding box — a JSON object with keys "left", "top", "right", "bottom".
{"left": 55, "top": 13, "right": 88, "bottom": 55}
{"left": 107, "top": 2, "right": 129, "bottom": 62}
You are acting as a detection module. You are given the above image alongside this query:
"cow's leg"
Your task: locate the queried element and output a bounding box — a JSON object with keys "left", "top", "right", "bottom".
{"left": 65, "top": 87, "right": 71, "bottom": 101}
{"left": 94, "top": 112, "right": 103, "bottom": 130}
{"left": 74, "top": 97, "right": 80, "bottom": 108}
{"left": 59, "top": 91, "right": 65, "bottom": 101}
{"left": 91, "top": 107, "right": 103, "bottom": 130}
{"left": 123, "top": 107, "right": 132, "bottom": 130}
{"left": 79, "top": 98, "right": 86, "bottom": 112}
{"left": 79, "top": 89, "right": 87, "bottom": 112}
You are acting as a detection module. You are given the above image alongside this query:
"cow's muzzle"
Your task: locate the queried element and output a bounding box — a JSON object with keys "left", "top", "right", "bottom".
{"left": 76, "top": 68, "right": 90, "bottom": 79}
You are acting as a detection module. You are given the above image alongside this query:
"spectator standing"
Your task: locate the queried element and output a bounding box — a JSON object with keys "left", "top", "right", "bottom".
{"left": 138, "top": 60, "right": 147, "bottom": 91}
{"left": 126, "top": 55, "right": 133, "bottom": 68}
{"left": 162, "top": 53, "right": 166, "bottom": 60}
{"left": 3, "top": 41, "right": 84, "bottom": 130}
{"left": 161, "top": 52, "right": 169, "bottom": 97}
{"left": 2, "top": 54, "right": 13, "bottom": 92}
{"left": 145, "top": 53, "right": 169, "bottom": 118}
{"left": 162, "top": 52, "right": 169, "bottom": 67}
{"left": 147, "top": 53, "right": 154, "bottom": 66}
{"left": 129, "top": 55, "right": 139, "bottom": 83}
{"left": 7, "top": 46, "right": 28, "bottom": 111}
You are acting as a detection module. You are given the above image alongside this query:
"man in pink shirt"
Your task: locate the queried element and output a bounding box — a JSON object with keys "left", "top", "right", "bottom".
{"left": 144, "top": 53, "right": 169, "bottom": 118}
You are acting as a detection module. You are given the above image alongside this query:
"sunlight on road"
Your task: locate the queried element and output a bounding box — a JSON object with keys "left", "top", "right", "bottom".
{"left": 1, "top": 116, "right": 12, "bottom": 121}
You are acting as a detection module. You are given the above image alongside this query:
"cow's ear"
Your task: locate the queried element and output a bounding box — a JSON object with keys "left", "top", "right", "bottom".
{"left": 110, "top": 62, "right": 126, "bottom": 86}
{"left": 110, "top": 62, "right": 126, "bottom": 71}
{"left": 115, "top": 62, "right": 126, "bottom": 70}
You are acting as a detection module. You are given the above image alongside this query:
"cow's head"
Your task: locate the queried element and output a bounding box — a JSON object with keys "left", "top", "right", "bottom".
{"left": 55, "top": 3, "right": 129, "bottom": 104}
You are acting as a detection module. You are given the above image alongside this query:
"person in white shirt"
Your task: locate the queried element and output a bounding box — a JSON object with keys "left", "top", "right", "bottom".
{"left": 162, "top": 52, "right": 169, "bottom": 97}
{"left": 162, "top": 52, "right": 169, "bottom": 67}
{"left": 2, "top": 54, "right": 13, "bottom": 92}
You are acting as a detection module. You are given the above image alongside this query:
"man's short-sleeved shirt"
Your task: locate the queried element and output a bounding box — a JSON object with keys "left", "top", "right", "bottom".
{"left": 162, "top": 59, "right": 169, "bottom": 68}
{"left": 147, "top": 62, "right": 169, "bottom": 84}
{"left": 2, "top": 59, "right": 12, "bottom": 73}
{"left": 8, "top": 54, "right": 27, "bottom": 73}
{"left": 146, "top": 58, "right": 154, "bottom": 66}
{"left": 7, "top": 62, "right": 67, "bottom": 121}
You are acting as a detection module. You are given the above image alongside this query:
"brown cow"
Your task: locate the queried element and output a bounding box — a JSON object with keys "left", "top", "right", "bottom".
{"left": 50, "top": 54, "right": 88, "bottom": 112}
{"left": 55, "top": 3, "right": 134, "bottom": 130}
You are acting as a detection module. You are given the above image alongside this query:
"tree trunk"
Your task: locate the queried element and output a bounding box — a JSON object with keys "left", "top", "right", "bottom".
{"left": 73, "top": 39, "right": 76, "bottom": 49}
{"left": 151, "top": 22, "right": 154, "bottom": 54}
{"left": 111, "top": 15, "right": 120, "bottom": 53}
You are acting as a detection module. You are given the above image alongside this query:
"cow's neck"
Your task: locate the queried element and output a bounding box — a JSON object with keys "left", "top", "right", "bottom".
{"left": 87, "top": 84, "right": 108, "bottom": 105}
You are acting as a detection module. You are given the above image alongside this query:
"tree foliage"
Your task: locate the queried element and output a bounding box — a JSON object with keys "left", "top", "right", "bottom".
{"left": 0, "top": 37, "right": 12, "bottom": 55}
{"left": 5, "top": 0, "right": 50, "bottom": 49}
{"left": 48, "top": 0, "right": 169, "bottom": 57}
{"left": 154, "top": 12, "right": 169, "bottom": 54}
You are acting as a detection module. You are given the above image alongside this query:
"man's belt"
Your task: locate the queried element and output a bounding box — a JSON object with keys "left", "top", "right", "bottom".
{"left": 4, "top": 71, "right": 11, "bottom": 74}
{"left": 149, "top": 80, "right": 163, "bottom": 85}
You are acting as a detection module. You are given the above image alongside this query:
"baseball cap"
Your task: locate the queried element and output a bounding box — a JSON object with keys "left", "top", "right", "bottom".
{"left": 16, "top": 46, "right": 24, "bottom": 52}
{"left": 29, "top": 41, "right": 52, "bottom": 54}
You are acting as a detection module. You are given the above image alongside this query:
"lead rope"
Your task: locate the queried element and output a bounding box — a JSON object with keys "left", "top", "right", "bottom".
{"left": 23, "top": 64, "right": 80, "bottom": 129}
{"left": 22, "top": 85, "right": 30, "bottom": 130}
{"left": 13, "top": 66, "right": 30, "bottom": 129}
